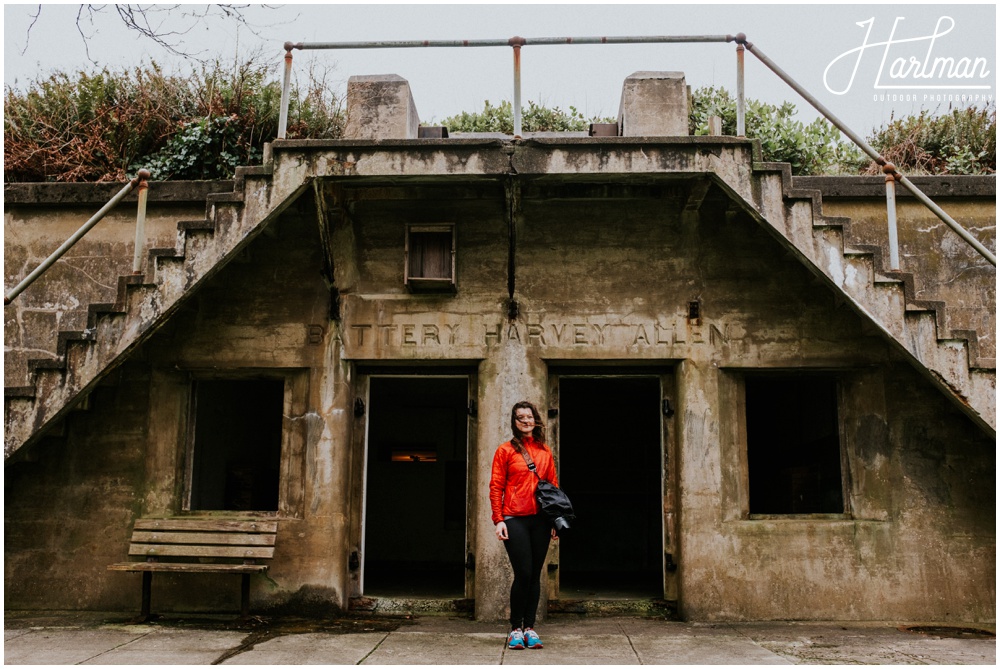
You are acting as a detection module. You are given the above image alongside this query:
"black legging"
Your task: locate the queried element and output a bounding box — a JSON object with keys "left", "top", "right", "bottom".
{"left": 503, "top": 513, "right": 551, "bottom": 630}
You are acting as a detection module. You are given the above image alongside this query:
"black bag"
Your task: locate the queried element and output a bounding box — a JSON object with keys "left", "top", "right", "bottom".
{"left": 519, "top": 447, "right": 576, "bottom": 532}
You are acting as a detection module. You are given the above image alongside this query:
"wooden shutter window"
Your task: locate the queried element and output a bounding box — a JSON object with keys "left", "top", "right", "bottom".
{"left": 405, "top": 224, "right": 456, "bottom": 292}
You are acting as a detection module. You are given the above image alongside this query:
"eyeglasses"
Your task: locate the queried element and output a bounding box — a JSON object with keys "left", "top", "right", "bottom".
{"left": 515, "top": 415, "right": 535, "bottom": 423}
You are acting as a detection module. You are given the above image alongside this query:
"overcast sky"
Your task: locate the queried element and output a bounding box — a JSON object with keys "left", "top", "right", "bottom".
{"left": 4, "top": 3, "right": 996, "bottom": 135}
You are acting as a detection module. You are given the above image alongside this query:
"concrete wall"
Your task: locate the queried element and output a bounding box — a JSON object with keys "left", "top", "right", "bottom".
{"left": 4, "top": 172, "right": 994, "bottom": 621}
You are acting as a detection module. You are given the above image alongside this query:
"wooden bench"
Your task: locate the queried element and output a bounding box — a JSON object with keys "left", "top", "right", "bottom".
{"left": 108, "top": 518, "right": 277, "bottom": 619}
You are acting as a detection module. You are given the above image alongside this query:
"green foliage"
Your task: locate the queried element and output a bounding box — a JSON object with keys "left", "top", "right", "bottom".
{"left": 863, "top": 104, "right": 995, "bottom": 175}
{"left": 4, "top": 65, "right": 192, "bottom": 181}
{"left": 6, "top": 68, "right": 992, "bottom": 182}
{"left": 139, "top": 115, "right": 257, "bottom": 180}
{"left": 441, "top": 100, "right": 613, "bottom": 134}
{"left": 689, "top": 86, "right": 863, "bottom": 175}
{"left": 4, "top": 53, "right": 343, "bottom": 182}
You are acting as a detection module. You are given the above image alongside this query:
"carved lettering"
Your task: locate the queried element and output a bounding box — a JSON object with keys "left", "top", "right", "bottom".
{"left": 527, "top": 323, "right": 546, "bottom": 345}
{"left": 403, "top": 324, "right": 417, "bottom": 346}
{"left": 347, "top": 317, "right": 742, "bottom": 351}
{"left": 592, "top": 323, "right": 608, "bottom": 345}
{"left": 379, "top": 324, "right": 397, "bottom": 346}
{"left": 352, "top": 324, "right": 372, "bottom": 346}
{"left": 422, "top": 324, "right": 440, "bottom": 345}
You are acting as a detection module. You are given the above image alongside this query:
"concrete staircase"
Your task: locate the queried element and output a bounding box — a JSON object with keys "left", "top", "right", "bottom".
{"left": 745, "top": 161, "right": 995, "bottom": 434}
{"left": 3, "top": 161, "right": 302, "bottom": 458}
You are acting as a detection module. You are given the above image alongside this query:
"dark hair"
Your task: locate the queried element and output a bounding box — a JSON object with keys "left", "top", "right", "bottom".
{"left": 510, "top": 400, "right": 546, "bottom": 450}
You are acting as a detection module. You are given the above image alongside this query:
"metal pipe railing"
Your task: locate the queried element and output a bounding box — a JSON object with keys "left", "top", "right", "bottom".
{"left": 4, "top": 170, "right": 151, "bottom": 305}
{"left": 884, "top": 167, "right": 901, "bottom": 270}
{"left": 276, "top": 33, "right": 994, "bottom": 268}
{"left": 278, "top": 35, "right": 742, "bottom": 141}
{"left": 733, "top": 34, "right": 996, "bottom": 267}
{"left": 278, "top": 49, "right": 294, "bottom": 140}
{"left": 131, "top": 172, "right": 150, "bottom": 274}
{"left": 735, "top": 42, "right": 746, "bottom": 137}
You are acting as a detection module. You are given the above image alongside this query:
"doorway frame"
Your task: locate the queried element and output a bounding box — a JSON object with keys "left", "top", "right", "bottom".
{"left": 348, "top": 366, "right": 479, "bottom": 600}
{"left": 546, "top": 365, "right": 679, "bottom": 603}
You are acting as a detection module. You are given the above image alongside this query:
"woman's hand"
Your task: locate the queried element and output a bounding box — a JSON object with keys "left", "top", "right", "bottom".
{"left": 495, "top": 521, "right": 508, "bottom": 541}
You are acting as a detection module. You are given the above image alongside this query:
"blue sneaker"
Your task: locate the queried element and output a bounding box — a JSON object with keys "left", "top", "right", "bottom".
{"left": 507, "top": 628, "right": 525, "bottom": 649}
{"left": 524, "top": 628, "right": 543, "bottom": 649}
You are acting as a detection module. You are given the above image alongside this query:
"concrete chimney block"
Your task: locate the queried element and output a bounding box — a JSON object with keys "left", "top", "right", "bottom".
{"left": 344, "top": 74, "right": 420, "bottom": 140}
{"left": 618, "top": 71, "right": 689, "bottom": 137}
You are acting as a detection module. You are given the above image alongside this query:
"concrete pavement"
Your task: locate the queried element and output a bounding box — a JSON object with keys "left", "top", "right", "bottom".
{"left": 4, "top": 612, "right": 995, "bottom": 665}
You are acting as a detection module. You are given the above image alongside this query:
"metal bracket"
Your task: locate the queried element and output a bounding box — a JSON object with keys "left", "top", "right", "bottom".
{"left": 662, "top": 399, "right": 675, "bottom": 418}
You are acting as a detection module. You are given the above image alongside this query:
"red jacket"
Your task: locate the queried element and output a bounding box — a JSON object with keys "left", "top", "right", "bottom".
{"left": 489, "top": 437, "right": 559, "bottom": 525}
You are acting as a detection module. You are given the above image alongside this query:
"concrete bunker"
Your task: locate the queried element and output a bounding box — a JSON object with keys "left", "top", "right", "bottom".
{"left": 2, "top": 65, "right": 994, "bottom": 624}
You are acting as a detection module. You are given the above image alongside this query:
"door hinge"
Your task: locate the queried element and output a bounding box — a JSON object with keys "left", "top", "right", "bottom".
{"left": 665, "top": 552, "right": 678, "bottom": 572}
{"left": 349, "top": 551, "right": 360, "bottom": 571}
{"left": 662, "top": 399, "right": 675, "bottom": 418}
{"left": 354, "top": 398, "right": 366, "bottom": 417}
{"left": 468, "top": 400, "right": 478, "bottom": 417}
{"left": 547, "top": 408, "right": 558, "bottom": 419}
{"left": 465, "top": 553, "right": 476, "bottom": 571}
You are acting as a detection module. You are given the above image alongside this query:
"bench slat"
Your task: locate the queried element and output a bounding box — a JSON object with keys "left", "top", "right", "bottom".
{"left": 131, "top": 531, "right": 276, "bottom": 547}
{"left": 133, "top": 519, "right": 277, "bottom": 534}
{"left": 128, "top": 545, "right": 275, "bottom": 559}
{"left": 108, "top": 562, "right": 269, "bottom": 574}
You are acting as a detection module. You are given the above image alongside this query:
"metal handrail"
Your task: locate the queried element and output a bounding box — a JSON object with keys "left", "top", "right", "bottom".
{"left": 277, "top": 33, "right": 996, "bottom": 269}
{"left": 734, "top": 35, "right": 996, "bottom": 268}
{"left": 4, "top": 170, "right": 151, "bottom": 305}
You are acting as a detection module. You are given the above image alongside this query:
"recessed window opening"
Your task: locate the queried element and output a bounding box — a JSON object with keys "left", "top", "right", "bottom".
{"left": 405, "top": 224, "right": 455, "bottom": 291}
{"left": 745, "top": 375, "right": 843, "bottom": 515}
{"left": 189, "top": 379, "right": 284, "bottom": 512}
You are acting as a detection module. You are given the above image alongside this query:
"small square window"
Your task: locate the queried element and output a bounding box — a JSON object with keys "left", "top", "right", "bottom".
{"left": 745, "top": 375, "right": 844, "bottom": 515}
{"left": 405, "top": 224, "right": 455, "bottom": 292}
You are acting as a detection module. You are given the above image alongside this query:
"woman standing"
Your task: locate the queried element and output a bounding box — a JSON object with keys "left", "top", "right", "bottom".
{"left": 489, "top": 400, "right": 559, "bottom": 650}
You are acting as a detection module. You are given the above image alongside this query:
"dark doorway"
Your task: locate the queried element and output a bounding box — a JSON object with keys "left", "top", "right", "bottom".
{"left": 363, "top": 377, "right": 468, "bottom": 597}
{"left": 558, "top": 377, "right": 663, "bottom": 598}
{"left": 189, "top": 379, "right": 283, "bottom": 511}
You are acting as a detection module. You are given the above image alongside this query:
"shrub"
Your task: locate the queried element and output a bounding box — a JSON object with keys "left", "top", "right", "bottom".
{"left": 3, "top": 53, "right": 344, "bottom": 182}
{"left": 861, "top": 104, "right": 995, "bottom": 175}
{"left": 4, "top": 65, "right": 190, "bottom": 182}
{"left": 689, "top": 86, "right": 864, "bottom": 175}
{"left": 441, "top": 100, "right": 613, "bottom": 133}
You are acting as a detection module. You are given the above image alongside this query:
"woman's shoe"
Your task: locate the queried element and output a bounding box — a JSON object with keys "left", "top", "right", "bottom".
{"left": 507, "top": 628, "right": 525, "bottom": 649}
{"left": 523, "top": 628, "right": 544, "bottom": 649}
